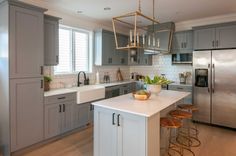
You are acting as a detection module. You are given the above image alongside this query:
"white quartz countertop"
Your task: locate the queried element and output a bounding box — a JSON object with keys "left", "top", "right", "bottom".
{"left": 92, "top": 90, "right": 190, "bottom": 117}
{"left": 169, "top": 82, "right": 192, "bottom": 87}
{"left": 44, "top": 80, "right": 138, "bottom": 97}
{"left": 44, "top": 88, "right": 77, "bottom": 97}
{"left": 99, "top": 80, "right": 138, "bottom": 87}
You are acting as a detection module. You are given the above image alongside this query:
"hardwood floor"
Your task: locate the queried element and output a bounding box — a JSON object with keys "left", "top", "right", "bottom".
{"left": 13, "top": 123, "right": 236, "bottom": 156}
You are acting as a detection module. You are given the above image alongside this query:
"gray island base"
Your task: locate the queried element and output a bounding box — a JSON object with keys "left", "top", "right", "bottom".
{"left": 92, "top": 90, "right": 190, "bottom": 156}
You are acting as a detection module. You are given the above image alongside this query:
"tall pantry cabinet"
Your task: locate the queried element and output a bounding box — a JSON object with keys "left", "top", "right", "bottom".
{"left": 0, "top": 0, "right": 47, "bottom": 155}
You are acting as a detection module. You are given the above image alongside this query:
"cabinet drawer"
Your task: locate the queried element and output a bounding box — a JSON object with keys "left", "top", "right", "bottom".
{"left": 168, "top": 85, "right": 192, "bottom": 92}
{"left": 45, "top": 93, "right": 76, "bottom": 105}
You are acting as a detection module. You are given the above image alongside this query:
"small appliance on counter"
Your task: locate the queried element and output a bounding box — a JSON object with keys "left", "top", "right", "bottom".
{"left": 179, "top": 72, "right": 191, "bottom": 84}
{"left": 103, "top": 72, "right": 110, "bottom": 83}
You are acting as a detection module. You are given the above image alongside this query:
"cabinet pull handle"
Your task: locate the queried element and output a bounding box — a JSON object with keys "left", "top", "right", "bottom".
{"left": 184, "top": 42, "right": 187, "bottom": 48}
{"left": 56, "top": 55, "right": 59, "bottom": 64}
{"left": 63, "top": 104, "right": 65, "bottom": 112}
{"left": 181, "top": 42, "right": 183, "bottom": 48}
{"left": 57, "top": 97, "right": 66, "bottom": 100}
{"left": 59, "top": 105, "right": 62, "bottom": 113}
{"left": 112, "top": 113, "right": 116, "bottom": 125}
{"left": 117, "top": 114, "right": 121, "bottom": 126}
{"left": 212, "top": 41, "right": 215, "bottom": 48}
{"left": 216, "top": 40, "right": 219, "bottom": 47}
{"left": 212, "top": 63, "right": 215, "bottom": 93}
{"left": 40, "top": 66, "right": 43, "bottom": 75}
{"left": 177, "top": 87, "right": 184, "bottom": 90}
{"left": 41, "top": 80, "right": 43, "bottom": 88}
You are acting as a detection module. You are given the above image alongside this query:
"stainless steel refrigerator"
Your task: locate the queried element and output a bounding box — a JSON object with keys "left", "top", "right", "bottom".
{"left": 193, "top": 50, "right": 236, "bottom": 128}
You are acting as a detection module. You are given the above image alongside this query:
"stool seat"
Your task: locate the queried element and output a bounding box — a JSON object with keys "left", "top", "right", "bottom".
{"left": 178, "top": 104, "right": 198, "bottom": 112}
{"left": 160, "top": 117, "right": 182, "bottom": 129}
{"left": 169, "top": 110, "right": 192, "bottom": 119}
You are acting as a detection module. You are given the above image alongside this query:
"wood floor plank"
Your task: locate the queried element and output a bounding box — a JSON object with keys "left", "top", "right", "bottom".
{"left": 13, "top": 123, "right": 236, "bottom": 156}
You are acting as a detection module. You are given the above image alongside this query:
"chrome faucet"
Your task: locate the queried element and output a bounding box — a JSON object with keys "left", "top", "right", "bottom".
{"left": 77, "top": 71, "right": 89, "bottom": 87}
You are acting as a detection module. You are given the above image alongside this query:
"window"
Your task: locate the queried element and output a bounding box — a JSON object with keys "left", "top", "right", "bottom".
{"left": 54, "top": 26, "right": 92, "bottom": 74}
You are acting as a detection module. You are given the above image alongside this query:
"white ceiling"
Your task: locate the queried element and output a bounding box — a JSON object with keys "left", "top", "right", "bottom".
{"left": 22, "top": 0, "right": 236, "bottom": 23}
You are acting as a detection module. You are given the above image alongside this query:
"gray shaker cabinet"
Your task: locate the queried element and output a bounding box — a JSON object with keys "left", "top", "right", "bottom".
{"left": 94, "top": 29, "right": 128, "bottom": 66}
{"left": 194, "top": 22, "right": 236, "bottom": 50}
{"left": 44, "top": 101, "right": 74, "bottom": 139}
{"left": 215, "top": 24, "right": 236, "bottom": 49}
{"left": 44, "top": 15, "right": 60, "bottom": 66}
{"left": 193, "top": 28, "right": 215, "bottom": 50}
{"left": 44, "top": 93, "right": 76, "bottom": 139}
{"left": 10, "top": 78, "right": 44, "bottom": 152}
{"left": 44, "top": 103, "right": 61, "bottom": 139}
{"left": 9, "top": 5, "right": 44, "bottom": 78}
{"left": 73, "top": 103, "right": 90, "bottom": 128}
{"left": 172, "top": 30, "right": 193, "bottom": 53}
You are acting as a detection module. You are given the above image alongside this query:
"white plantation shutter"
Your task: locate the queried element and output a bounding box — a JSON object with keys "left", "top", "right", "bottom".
{"left": 54, "top": 28, "right": 72, "bottom": 73}
{"left": 74, "top": 31, "right": 89, "bottom": 72}
{"left": 54, "top": 26, "right": 90, "bottom": 74}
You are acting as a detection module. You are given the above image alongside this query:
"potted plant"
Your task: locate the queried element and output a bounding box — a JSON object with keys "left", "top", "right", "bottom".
{"left": 44, "top": 76, "right": 52, "bottom": 91}
{"left": 144, "top": 75, "right": 171, "bottom": 94}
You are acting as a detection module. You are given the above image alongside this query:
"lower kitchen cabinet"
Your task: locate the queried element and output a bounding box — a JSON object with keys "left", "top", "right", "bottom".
{"left": 73, "top": 103, "right": 90, "bottom": 128}
{"left": 94, "top": 106, "right": 157, "bottom": 156}
{"left": 44, "top": 93, "right": 76, "bottom": 139}
{"left": 10, "top": 78, "right": 44, "bottom": 152}
{"left": 168, "top": 84, "right": 192, "bottom": 104}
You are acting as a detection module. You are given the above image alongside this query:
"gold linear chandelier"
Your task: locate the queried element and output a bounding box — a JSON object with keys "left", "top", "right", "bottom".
{"left": 112, "top": 0, "right": 160, "bottom": 50}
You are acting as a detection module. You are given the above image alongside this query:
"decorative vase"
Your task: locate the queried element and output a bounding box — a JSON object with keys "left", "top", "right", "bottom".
{"left": 44, "top": 81, "right": 50, "bottom": 91}
{"left": 146, "top": 84, "right": 161, "bottom": 94}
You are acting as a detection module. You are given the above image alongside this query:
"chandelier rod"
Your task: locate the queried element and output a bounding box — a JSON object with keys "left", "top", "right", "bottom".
{"left": 138, "top": 0, "right": 141, "bottom": 12}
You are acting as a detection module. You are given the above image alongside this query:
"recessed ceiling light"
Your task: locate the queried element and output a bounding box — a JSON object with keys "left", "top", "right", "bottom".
{"left": 104, "top": 7, "right": 111, "bottom": 11}
{"left": 77, "top": 10, "right": 83, "bottom": 14}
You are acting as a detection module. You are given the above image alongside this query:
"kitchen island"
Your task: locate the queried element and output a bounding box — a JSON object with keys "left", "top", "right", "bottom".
{"left": 92, "top": 90, "right": 189, "bottom": 156}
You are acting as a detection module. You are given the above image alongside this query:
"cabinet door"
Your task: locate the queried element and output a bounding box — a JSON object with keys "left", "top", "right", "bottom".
{"left": 61, "top": 101, "right": 74, "bottom": 133}
{"left": 216, "top": 25, "right": 236, "bottom": 49}
{"left": 102, "top": 32, "right": 114, "bottom": 65}
{"left": 172, "top": 32, "right": 185, "bottom": 50}
{"left": 117, "top": 35, "right": 128, "bottom": 65}
{"left": 44, "top": 103, "right": 61, "bottom": 139}
{"left": 117, "top": 112, "right": 146, "bottom": 156}
{"left": 185, "top": 30, "right": 193, "bottom": 50}
{"left": 94, "top": 107, "right": 117, "bottom": 156}
{"left": 44, "top": 17, "right": 59, "bottom": 66}
{"left": 73, "top": 103, "right": 90, "bottom": 128}
{"left": 9, "top": 5, "right": 44, "bottom": 78}
{"left": 193, "top": 28, "right": 215, "bottom": 50}
{"left": 10, "top": 78, "right": 44, "bottom": 151}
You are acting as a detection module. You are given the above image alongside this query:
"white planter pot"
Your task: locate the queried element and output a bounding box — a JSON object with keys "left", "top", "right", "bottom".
{"left": 146, "top": 84, "right": 162, "bottom": 94}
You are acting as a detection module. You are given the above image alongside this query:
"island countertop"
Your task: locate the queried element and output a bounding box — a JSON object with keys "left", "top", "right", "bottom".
{"left": 92, "top": 90, "right": 190, "bottom": 117}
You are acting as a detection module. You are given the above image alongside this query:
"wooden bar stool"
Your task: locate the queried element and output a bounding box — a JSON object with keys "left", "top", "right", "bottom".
{"left": 160, "top": 117, "right": 183, "bottom": 156}
{"left": 177, "top": 104, "right": 201, "bottom": 147}
{"left": 169, "top": 110, "right": 195, "bottom": 156}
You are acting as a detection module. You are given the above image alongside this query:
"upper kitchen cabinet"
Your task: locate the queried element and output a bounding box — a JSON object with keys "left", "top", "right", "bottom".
{"left": 9, "top": 4, "right": 46, "bottom": 78}
{"left": 94, "top": 29, "right": 128, "bottom": 66}
{"left": 193, "top": 22, "right": 236, "bottom": 50}
{"left": 44, "top": 15, "right": 61, "bottom": 66}
{"left": 172, "top": 30, "right": 193, "bottom": 53}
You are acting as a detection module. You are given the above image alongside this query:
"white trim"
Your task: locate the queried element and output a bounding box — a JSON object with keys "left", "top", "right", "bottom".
{"left": 175, "top": 13, "right": 236, "bottom": 31}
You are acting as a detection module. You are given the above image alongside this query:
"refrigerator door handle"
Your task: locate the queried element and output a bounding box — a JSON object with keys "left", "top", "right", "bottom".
{"left": 208, "top": 63, "right": 211, "bottom": 93}
{"left": 212, "top": 63, "right": 215, "bottom": 93}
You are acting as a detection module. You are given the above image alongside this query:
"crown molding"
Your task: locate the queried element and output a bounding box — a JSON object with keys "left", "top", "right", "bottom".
{"left": 175, "top": 13, "right": 236, "bottom": 31}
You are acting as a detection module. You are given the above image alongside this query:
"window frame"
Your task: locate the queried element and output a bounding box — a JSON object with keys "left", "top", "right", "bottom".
{"left": 53, "top": 25, "right": 93, "bottom": 75}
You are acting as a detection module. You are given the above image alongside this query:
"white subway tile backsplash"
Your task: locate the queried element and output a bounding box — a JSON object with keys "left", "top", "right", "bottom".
{"left": 44, "top": 55, "right": 192, "bottom": 89}
{"left": 130, "top": 55, "right": 192, "bottom": 83}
